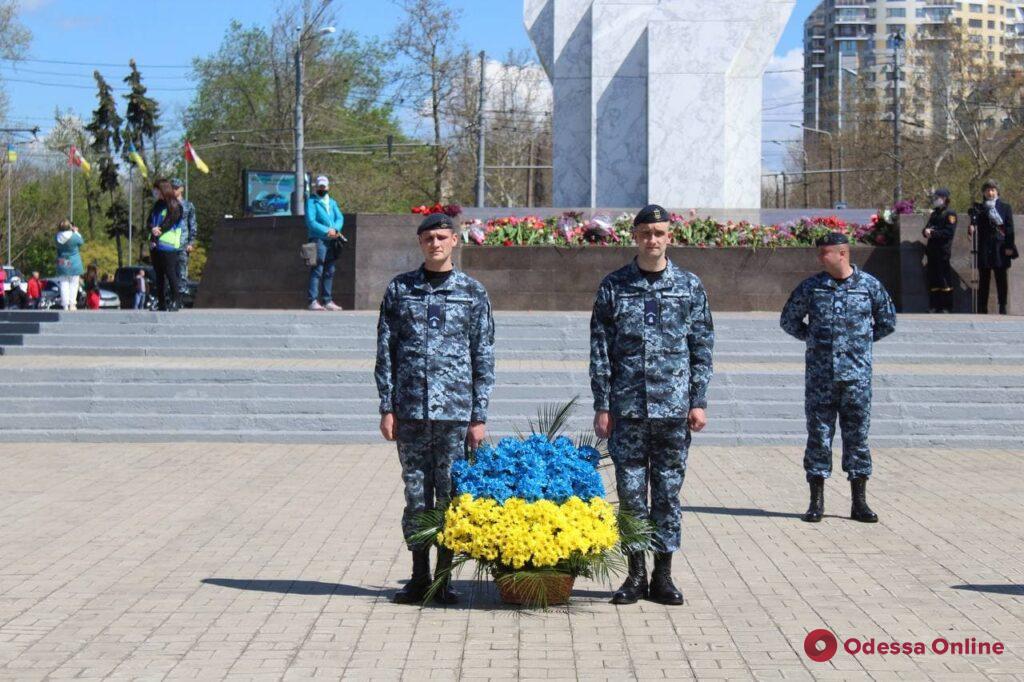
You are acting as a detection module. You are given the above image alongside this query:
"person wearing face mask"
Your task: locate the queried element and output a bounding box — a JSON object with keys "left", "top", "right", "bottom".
{"left": 922, "top": 188, "right": 958, "bottom": 313}
{"left": 968, "top": 179, "right": 1018, "bottom": 314}
{"left": 304, "top": 175, "right": 345, "bottom": 311}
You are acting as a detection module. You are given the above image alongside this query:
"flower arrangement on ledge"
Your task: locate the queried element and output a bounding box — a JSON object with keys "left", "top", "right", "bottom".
{"left": 411, "top": 203, "right": 463, "bottom": 217}
{"left": 458, "top": 209, "right": 899, "bottom": 248}
{"left": 411, "top": 400, "right": 651, "bottom": 608}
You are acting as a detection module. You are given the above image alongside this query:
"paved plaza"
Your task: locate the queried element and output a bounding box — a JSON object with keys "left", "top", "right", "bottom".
{"left": 0, "top": 442, "right": 1021, "bottom": 680}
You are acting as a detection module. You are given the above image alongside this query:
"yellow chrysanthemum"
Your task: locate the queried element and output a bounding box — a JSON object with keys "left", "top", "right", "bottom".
{"left": 439, "top": 495, "right": 619, "bottom": 568}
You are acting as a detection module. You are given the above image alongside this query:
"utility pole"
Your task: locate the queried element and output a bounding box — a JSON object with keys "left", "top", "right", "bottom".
{"left": 294, "top": 23, "right": 336, "bottom": 217}
{"left": 294, "top": 41, "right": 305, "bottom": 217}
{"left": 891, "top": 30, "right": 905, "bottom": 205}
{"left": 837, "top": 51, "right": 844, "bottom": 207}
{"left": 475, "top": 50, "right": 486, "bottom": 208}
{"left": 0, "top": 127, "right": 38, "bottom": 266}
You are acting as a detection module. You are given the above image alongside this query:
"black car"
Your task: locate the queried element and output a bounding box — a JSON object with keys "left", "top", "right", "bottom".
{"left": 113, "top": 266, "right": 197, "bottom": 309}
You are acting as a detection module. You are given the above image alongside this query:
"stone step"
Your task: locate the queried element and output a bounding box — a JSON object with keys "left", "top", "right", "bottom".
{"left": 5, "top": 344, "right": 1022, "bottom": 365}
{"left": 19, "top": 330, "right": 1024, "bottom": 350}
{"left": 0, "top": 428, "right": 1015, "bottom": 448}
{"left": 0, "top": 412, "right": 1020, "bottom": 436}
{"left": 0, "top": 430, "right": 1019, "bottom": 449}
{"left": 6, "top": 309, "right": 1024, "bottom": 331}
{"left": 0, "top": 382, "right": 1019, "bottom": 403}
{"left": 0, "top": 396, "right": 1016, "bottom": 420}
{"left": 0, "top": 367, "right": 1019, "bottom": 389}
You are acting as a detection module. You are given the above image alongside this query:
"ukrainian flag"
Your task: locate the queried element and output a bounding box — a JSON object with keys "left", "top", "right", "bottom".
{"left": 127, "top": 142, "right": 148, "bottom": 179}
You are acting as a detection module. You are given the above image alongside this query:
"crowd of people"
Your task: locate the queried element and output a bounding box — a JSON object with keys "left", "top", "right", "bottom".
{"left": 0, "top": 175, "right": 198, "bottom": 313}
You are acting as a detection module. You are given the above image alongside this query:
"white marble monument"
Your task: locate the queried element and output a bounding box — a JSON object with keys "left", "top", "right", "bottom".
{"left": 524, "top": 0, "right": 795, "bottom": 209}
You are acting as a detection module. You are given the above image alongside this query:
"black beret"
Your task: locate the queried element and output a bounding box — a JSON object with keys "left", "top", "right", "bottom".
{"left": 633, "top": 204, "right": 670, "bottom": 226}
{"left": 417, "top": 213, "right": 455, "bottom": 234}
{"left": 815, "top": 232, "right": 850, "bottom": 247}
{"left": 934, "top": 188, "right": 951, "bottom": 199}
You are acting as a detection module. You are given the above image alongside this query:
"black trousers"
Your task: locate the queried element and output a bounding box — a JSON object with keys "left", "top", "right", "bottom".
{"left": 978, "top": 267, "right": 1008, "bottom": 312}
{"left": 926, "top": 246, "right": 954, "bottom": 312}
{"left": 152, "top": 250, "right": 182, "bottom": 310}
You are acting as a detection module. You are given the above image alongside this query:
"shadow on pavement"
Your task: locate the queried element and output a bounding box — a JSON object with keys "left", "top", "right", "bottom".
{"left": 683, "top": 505, "right": 805, "bottom": 519}
{"left": 951, "top": 584, "right": 1024, "bottom": 596}
{"left": 202, "top": 578, "right": 384, "bottom": 597}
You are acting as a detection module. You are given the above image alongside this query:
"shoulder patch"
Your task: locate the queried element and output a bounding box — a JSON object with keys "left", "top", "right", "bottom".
{"left": 948, "top": 214, "right": 958, "bottom": 224}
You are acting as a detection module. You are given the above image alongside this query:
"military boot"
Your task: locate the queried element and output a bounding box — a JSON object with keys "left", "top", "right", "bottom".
{"left": 850, "top": 477, "right": 879, "bottom": 523}
{"left": 392, "top": 549, "right": 431, "bottom": 604}
{"left": 432, "top": 547, "right": 460, "bottom": 605}
{"left": 611, "top": 552, "right": 648, "bottom": 604}
{"left": 648, "top": 552, "right": 684, "bottom": 605}
{"left": 802, "top": 476, "right": 825, "bottom": 523}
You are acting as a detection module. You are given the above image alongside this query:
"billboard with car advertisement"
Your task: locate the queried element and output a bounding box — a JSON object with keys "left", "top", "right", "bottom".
{"left": 242, "top": 170, "right": 309, "bottom": 217}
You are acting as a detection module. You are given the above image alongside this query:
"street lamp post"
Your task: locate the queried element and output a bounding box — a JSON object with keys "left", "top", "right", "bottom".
{"left": 793, "top": 124, "right": 834, "bottom": 208}
{"left": 891, "top": 30, "right": 905, "bottom": 206}
{"left": 294, "top": 25, "right": 335, "bottom": 217}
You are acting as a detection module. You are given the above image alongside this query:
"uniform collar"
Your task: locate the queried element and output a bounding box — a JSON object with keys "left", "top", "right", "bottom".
{"left": 821, "top": 265, "right": 861, "bottom": 289}
{"left": 626, "top": 257, "right": 679, "bottom": 291}
{"left": 412, "top": 265, "right": 461, "bottom": 294}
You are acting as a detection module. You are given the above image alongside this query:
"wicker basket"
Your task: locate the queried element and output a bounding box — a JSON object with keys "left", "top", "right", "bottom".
{"left": 496, "top": 573, "right": 575, "bottom": 606}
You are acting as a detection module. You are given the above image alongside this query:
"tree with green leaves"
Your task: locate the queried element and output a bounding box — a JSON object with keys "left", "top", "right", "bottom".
{"left": 123, "top": 58, "right": 161, "bottom": 174}
{"left": 390, "top": 0, "right": 467, "bottom": 203}
{"left": 85, "top": 71, "right": 126, "bottom": 267}
{"left": 183, "top": 3, "right": 431, "bottom": 245}
{"left": 0, "top": 0, "right": 31, "bottom": 120}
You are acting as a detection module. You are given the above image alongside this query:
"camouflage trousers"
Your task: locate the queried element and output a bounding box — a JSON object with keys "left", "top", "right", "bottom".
{"left": 608, "top": 418, "right": 690, "bottom": 553}
{"left": 397, "top": 419, "right": 469, "bottom": 550}
{"left": 804, "top": 378, "right": 873, "bottom": 481}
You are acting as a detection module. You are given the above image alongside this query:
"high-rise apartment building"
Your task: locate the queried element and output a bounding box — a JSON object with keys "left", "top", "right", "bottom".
{"left": 802, "top": 1, "right": 1024, "bottom": 136}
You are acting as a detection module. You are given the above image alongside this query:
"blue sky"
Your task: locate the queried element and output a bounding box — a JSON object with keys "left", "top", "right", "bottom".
{"left": 3, "top": 0, "right": 818, "bottom": 166}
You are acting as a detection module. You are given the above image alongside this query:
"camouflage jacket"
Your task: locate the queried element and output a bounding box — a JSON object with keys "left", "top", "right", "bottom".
{"left": 780, "top": 267, "right": 896, "bottom": 381}
{"left": 375, "top": 267, "right": 496, "bottom": 422}
{"left": 590, "top": 259, "right": 715, "bottom": 419}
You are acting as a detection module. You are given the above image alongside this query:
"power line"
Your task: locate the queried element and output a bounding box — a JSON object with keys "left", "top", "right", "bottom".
{"left": 1, "top": 57, "right": 190, "bottom": 69}
{"left": 0, "top": 65, "right": 192, "bottom": 81}
{"left": 1, "top": 77, "right": 196, "bottom": 92}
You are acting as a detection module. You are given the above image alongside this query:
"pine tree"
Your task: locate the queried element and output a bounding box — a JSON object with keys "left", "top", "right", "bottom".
{"left": 123, "top": 59, "right": 161, "bottom": 174}
{"left": 85, "top": 71, "right": 126, "bottom": 267}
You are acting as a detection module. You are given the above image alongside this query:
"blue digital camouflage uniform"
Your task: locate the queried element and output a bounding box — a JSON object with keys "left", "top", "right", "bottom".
{"left": 780, "top": 266, "right": 896, "bottom": 481}
{"left": 590, "top": 259, "right": 715, "bottom": 552}
{"left": 375, "top": 266, "right": 496, "bottom": 548}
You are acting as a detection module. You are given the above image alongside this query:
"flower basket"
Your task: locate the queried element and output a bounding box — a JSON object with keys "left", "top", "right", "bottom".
{"left": 496, "top": 572, "right": 574, "bottom": 606}
{"left": 410, "top": 398, "right": 653, "bottom": 609}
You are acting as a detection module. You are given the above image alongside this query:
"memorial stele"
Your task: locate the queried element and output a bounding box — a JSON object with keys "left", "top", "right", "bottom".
{"left": 524, "top": 0, "right": 796, "bottom": 210}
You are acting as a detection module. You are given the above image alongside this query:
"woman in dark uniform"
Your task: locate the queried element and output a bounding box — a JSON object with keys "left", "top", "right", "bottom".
{"left": 923, "top": 188, "right": 957, "bottom": 313}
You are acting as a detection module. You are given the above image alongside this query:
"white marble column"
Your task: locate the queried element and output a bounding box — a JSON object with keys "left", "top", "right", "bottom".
{"left": 524, "top": 0, "right": 795, "bottom": 210}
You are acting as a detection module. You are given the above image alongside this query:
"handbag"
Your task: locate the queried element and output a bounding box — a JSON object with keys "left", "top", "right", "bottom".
{"left": 300, "top": 241, "right": 318, "bottom": 266}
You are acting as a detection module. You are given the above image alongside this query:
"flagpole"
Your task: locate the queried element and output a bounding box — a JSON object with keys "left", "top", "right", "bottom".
{"left": 184, "top": 148, "right": 189, "bottom": 202}
{"left": 69, "top": 163, "right": 74, "bottom": 222}
{"left": 6, "top": 160, "right": 12, "bottom": 266}
{"left": 128, "top": 166, "right": 133, "bottom": 267}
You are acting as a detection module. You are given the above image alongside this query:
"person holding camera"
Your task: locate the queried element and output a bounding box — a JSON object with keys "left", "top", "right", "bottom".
{"left": 55, "top": 219, "right": 85, "bottom": 311}
{"left": 968, "top": 179, "right": 1018, "bottom": 314}
{"left": 305, "top": 175, "right": 345, "bottom": 311}
{"left": 923, "top": 188, "right": 957, "bottom": 313}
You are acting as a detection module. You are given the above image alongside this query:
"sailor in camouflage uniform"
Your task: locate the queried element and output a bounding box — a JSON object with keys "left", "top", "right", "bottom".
{"left": 590, "top": 204, "right": 715, "bottom": 606}
{"left": 375, "top": 213, "right": 495, "bottom": 604}
{"left": 780, "top": 232, "right": 896, "bottom": 524}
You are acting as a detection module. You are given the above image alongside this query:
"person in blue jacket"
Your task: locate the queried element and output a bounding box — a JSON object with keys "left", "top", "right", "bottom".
{"left": 305, "top": 175, "right": 345, "bottom": 311}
